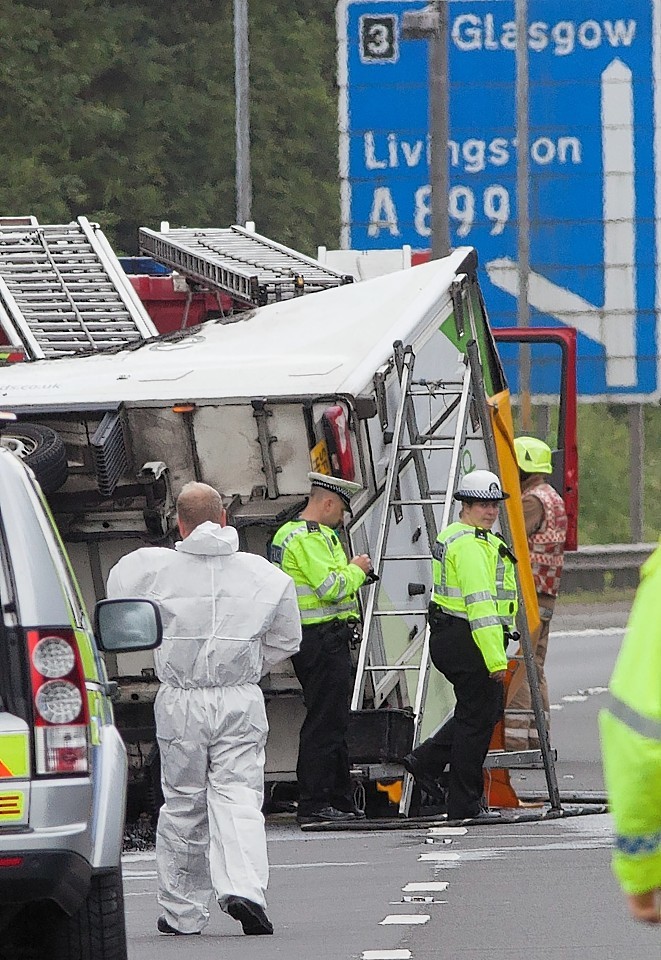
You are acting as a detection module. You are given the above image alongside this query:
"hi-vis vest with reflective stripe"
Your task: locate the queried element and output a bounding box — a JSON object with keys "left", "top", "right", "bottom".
{"left": 599, "top": 540, "right": 661, "bottom": 896}
{"left": 430, "top": 522, "right": 518, "bottom": 674}
{"left": 270, "top": 520, "right": 366, "bottom": 625}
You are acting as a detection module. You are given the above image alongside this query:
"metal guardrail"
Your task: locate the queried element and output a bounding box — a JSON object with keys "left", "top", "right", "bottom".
{"left": 563, "top": 542, "right": 656, "bottom": 591}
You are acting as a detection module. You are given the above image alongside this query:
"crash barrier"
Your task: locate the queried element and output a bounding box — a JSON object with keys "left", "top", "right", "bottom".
{"left": 562, "top": 543, "right": 656, "bottom": 593}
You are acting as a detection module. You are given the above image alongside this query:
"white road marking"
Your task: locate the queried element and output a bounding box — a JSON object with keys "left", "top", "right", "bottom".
{"left": 380, "top": 915, "right": 430, "bottom": 925}
{"left": 562, "top": 694, "right": 588, "bottom": 703}
{"left": 403, "top": 881, "right": 449, "bottom": 892}
{"left": 551, "top": 627, "right": 625, "bottom": 639}
{"left": 271, "top": 860, "right": 371, "bottom": 869}
{"left": 362, "top": 951, "right": 412, "bottom": 960}
{"left": 418, "top": 851, "right": 460, "bottom": 862}
{"left": 394, "top": 896, "right": 447, "bottom": 904}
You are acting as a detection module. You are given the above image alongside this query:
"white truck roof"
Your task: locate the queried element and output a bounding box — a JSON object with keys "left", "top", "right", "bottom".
{"left": 0, "top": 248, "right": 474, "bottom": 409}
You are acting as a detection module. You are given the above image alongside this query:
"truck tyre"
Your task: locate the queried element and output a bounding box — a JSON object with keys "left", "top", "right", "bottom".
{"left": 0, "top": 422, "right": 68, "bottom": 493}
{"left": 50, "top": 868, "right": 128, "bottom": 960}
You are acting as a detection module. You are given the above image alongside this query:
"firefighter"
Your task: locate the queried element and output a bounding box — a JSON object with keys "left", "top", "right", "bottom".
{"left": 403, "top": 469, "right": 517, "bottom": 821}
{"left": 505, "top": 437, "right": 567, "bottom": 751}
{"left": 600, "top": 541, "right": 661, "bottom": 925}
{"left": 270, "top": 472, "right": 371, "bottom": 825}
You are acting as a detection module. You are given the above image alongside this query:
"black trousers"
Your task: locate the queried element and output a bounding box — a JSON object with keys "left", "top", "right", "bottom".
{"left": 292, "top": 620, "right": 354, "bottom": 815}
{"left": 411, "top": 608, "right": 504, "bottom": 819}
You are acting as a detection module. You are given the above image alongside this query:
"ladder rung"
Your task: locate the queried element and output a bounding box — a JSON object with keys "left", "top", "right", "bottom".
{"left": 484, "top": 749, "right": 547, "bottom": 769}
{"left": 398, "top": 444, "right": 454, "bottom": 451}
{"left": 363, "top": 665, "right": 421, "bottom": 672}
{"left": 390, "top": 498, "right": 446, "bottom": 506}
{"left": 383, "top": 554, "right": 432, "bottom": 560}
{"left": 372, "top": 610, "right": 427, "bottom": 616}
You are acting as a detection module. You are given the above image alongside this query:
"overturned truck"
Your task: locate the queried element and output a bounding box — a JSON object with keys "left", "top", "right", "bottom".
{"left": 0, "top": 219, "right": 578, "bottom": 818}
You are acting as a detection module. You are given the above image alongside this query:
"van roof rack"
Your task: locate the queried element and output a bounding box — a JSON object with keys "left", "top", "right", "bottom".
{"left": 139, "top": 224, "right": 353, "bottom": 307}
{"left": 0, "top": 216, "right": 157, "bottom": 360}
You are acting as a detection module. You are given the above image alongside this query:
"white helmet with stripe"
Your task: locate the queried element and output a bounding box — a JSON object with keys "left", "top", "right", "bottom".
{"left": 454, "top": 469, "right": 509, "bottom": 502}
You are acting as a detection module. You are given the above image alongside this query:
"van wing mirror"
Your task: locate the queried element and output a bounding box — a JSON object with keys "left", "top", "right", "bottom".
{"left": 94, "top": 598, "right": 163, "bottom": 653}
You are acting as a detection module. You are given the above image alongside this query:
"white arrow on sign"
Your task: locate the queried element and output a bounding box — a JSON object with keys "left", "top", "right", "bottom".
{"left": 487, "top": 58, "right": 637, "bottom": 388}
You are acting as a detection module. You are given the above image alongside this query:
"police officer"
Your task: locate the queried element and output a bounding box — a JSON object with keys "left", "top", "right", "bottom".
{"left": 402, "top": 469, "right": 517, "bottom": 821}
{"left": 506, "top": 437, "right": 567, "bottom": 751}
{"left": 270, "top": 472, "right": 371, "bottom": 825}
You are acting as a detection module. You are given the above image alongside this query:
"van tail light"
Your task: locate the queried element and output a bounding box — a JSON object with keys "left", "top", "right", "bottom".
{"left": 321, "top": 405, "right": 356, "bottom": 481}
{"left": 27, "top": 630, "right": 89, "bottom": 775}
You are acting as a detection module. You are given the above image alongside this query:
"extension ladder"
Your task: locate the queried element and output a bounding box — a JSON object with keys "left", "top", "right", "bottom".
{"left": 0, "top": 216, "right": 157, "bottom": 359}
{"left": 139, "top": 224, "right": 353, "bottom": 307}
{"left": 350, "top": 278, "right": 560, "bottom": 817}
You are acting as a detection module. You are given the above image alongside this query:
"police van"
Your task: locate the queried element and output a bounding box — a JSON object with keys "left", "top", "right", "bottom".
{"left": 0, "top": 439, "right": 161, "bottom": 959}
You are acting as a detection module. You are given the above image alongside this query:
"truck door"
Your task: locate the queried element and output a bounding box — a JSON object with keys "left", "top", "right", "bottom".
{"left": 493, "top": 327, "right": 578, "bottom": 550}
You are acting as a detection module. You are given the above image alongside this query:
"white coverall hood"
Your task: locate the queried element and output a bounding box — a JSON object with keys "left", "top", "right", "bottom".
{"left": 175, "top": 521, "right": 239, "bottom": 557}
{"left": 107, "top": 522, "right": 301, "bottom": 688}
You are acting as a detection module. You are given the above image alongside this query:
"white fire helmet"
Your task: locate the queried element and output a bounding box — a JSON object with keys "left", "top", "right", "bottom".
{"left": 454, "top": 469, "right": 509, "bottom": 502}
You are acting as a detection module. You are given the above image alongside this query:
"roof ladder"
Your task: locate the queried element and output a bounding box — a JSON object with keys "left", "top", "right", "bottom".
{"left": 0, "top": 216, "right": 157, "bottom": 360}
{"left": 139, "top": 224, "right": 354, "bottom": 307}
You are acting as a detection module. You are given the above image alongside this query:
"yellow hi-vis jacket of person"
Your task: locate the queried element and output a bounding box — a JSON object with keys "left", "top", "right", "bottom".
{"left": 431, "top": 522, "right": 517, "bottom": 674}
{"left": 599, "top": 540, "right": 661, "bottom": 896}
{"left": 270, "top": 520, "right": 366, "bottom": 625}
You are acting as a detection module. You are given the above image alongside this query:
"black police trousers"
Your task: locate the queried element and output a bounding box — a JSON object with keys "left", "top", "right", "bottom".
{"left": 292, "top": 620, "right": 354, "bottom": 815}
{"left": 410, "top": 608, "right": 504, "bottom": 819}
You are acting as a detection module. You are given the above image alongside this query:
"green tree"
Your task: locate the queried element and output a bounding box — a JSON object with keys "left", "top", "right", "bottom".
{"left": 0, "top": 0, "right": 340, "bottom": 254}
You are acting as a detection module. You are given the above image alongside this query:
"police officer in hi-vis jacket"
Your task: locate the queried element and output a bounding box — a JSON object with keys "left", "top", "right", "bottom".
{"left": 403, "top": 469, "right": 518, "bottom": 821}
{"left": 270, "top": 472, "right": 371, "bottom": 825}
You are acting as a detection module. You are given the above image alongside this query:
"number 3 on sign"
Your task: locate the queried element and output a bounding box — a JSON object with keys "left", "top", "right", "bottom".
{"left": 359, "top": 15, "right": 398, "bottom": 63}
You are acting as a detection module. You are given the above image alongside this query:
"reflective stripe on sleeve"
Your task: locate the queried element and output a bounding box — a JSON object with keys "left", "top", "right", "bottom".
{"left": 469, "top": 615, "right": 502, "bottom": 630}
{"left": 464, "top": 590, "right": 492, "bottom": 604}
{"left": 300, "top": 601, "right": 357, "bottom": 623}
{"left": 606, "top": 694, "right": 661, "bottom": 743}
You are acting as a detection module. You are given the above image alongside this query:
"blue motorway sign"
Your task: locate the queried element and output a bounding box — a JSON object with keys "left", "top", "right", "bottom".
{"left": 337, "top": 0, "right": 660, "bottom": 399}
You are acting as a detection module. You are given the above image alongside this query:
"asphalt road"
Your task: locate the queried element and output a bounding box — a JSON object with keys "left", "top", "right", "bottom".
{"left": 123, "top": 601, "right": 661, "bottom": 959}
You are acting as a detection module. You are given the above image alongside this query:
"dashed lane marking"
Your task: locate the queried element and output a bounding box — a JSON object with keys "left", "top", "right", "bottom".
{"left": 402, "top": 882, "right": 449, "bottom": 892}
{"left": 380, "top": 915, "right": 430, "bottom": 925}
{"left": 362, "top": 951, "right": 412, "bottom": 959}
{"left": 418, "top": 851, "right": 460, "bottom": 862}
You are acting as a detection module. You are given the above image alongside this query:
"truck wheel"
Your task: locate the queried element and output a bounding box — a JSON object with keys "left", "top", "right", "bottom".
{"left": 50, "top": 868, "right": 128, "bottom": 960}
{"left": 1, "top": 422, "right": 68, "bottom": 493}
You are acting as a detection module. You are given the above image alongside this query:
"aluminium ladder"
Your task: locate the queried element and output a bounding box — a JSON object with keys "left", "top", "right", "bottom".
{"left": 350, "top": 281, "right": 561, "bottom": 817}
{"left": 0, "top": 216, "right": 157, "bottom": 360}
{"left": 350, "top": 337, "right": 476, "bottom": 816}
{"left": 139, "top": 224, "right": 353, "bottom": 307}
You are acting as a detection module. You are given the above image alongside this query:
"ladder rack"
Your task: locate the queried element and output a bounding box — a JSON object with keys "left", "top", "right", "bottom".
{"left": 139, "top": 224, "right": 353, "bottom": 307}
{"left": 0, "top": 216, "right": 157, "bottom": 360}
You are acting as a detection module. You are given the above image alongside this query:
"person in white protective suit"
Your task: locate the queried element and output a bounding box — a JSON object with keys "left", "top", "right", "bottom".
{"left": 106, "top": 481, "right": 302, "bottom": 937}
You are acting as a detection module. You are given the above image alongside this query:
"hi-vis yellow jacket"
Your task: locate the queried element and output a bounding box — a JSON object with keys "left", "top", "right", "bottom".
{"left": 270, "top": 520, "right": 366, "bottom": 625}
{"left": 599, "top": 541, "right": 661, "bottom": 895}
{"left": 431, "top": 522, "right": 517, "bottom": 674}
